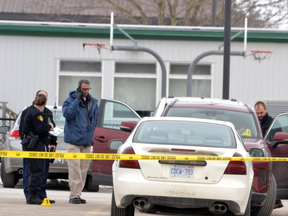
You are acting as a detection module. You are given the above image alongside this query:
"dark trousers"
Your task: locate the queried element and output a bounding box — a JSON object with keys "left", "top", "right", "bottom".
{"left": 22, "top": 139, "right": 46, "bottom": 196}
{"left": 23, "top": 158, "right": 50, "bottom": 199}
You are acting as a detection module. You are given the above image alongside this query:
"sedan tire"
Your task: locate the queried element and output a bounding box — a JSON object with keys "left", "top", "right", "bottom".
{"left": 1, "top": 159, "right": 19, "bottom": 188}
{"left": 111, "top": 190, "right": 135, "bottom": 216}
{"left": 242, "top": 191, "right": 251, "bottom": 216}
{"left": 138, "top": 208, "right": 158, "bottom": 214}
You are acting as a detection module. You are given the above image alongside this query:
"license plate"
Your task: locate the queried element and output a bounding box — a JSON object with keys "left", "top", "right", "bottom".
{"left": 53, "top": 158, "right": 64, "bottom": 164}
{"left": 170, "top": 165, "right": 194, "bottom": 178}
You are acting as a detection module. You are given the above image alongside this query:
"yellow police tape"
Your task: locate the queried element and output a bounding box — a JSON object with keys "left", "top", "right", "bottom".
{"left": 0, "top": 150, "right": 288, "bottom": 162}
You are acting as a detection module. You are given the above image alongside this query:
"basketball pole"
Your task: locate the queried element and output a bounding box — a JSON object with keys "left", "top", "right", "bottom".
{"left": 110, "top": 12, "right": 114, "bottom": 51}
{"left": 244, "top": 17, "right": 248, "bottom": 58}
{"left": 222, "top": 0, "right": 231, "bottom": 100}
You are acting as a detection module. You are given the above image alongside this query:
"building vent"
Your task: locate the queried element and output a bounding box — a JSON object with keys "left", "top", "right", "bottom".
{"left": 264, "top": 100, "right": 288, "bottom": 118}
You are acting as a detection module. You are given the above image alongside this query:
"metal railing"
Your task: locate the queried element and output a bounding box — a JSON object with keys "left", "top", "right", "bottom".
{"left": 0, "top": 102, "right": 17, "bottom": 150}
{"left": 0, "top": 118, "right": 16, "bottom": 150}
{"left": 0, "top": 102, "right": 17, "bottom": 119}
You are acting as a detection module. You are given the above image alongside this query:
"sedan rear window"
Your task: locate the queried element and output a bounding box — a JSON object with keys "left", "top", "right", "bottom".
{"left": 165, "top": 107, "right": 259, "bottom": 139}
{"left": 133, "top": 120, "right": 236, "bottom": 148}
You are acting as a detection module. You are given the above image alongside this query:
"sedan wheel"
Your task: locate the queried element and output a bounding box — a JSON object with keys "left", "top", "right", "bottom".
{"left": 111, "top": 190, "right": 135, "bottom": 216}
{"left": 1, "top": 159, "right": 19, "bottom": 188}
{"left": 138, "top": 208, "right": 158, "bottom": 214}
{"left": 241, "top": 192, "right": 251, "bottom": 216}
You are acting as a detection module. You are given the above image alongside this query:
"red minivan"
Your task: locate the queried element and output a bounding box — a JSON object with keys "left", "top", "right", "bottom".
{"left": 92, "top": 98, "right": 141, "bottom": 186}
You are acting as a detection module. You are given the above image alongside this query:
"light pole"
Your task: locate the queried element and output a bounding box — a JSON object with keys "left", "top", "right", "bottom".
{"left": 222, "top": 0, "right": 231, "bottom": 99}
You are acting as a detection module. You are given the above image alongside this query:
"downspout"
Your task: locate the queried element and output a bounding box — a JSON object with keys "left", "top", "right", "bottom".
{"left": 187, "top": 50, "right": 245, "bottom": 97}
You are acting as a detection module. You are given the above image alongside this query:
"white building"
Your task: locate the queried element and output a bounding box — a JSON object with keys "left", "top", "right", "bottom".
{"left": 0, "top": 20, "right": 287, "bottom": 116}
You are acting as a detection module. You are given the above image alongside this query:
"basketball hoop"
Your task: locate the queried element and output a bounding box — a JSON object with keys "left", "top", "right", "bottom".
{"left": 82, "top": 43, "right": 110, "bottom": 55}
{"left": 246, "top": 50, "right": 273, "bottom": 63}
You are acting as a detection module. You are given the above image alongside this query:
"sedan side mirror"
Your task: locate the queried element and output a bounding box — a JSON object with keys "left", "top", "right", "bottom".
{"left": 109, "top": 140, "right": 124, "bottom": 151}
{"left": 249, "top": 148, "right": 264, "bottom": 157}
{"left": 0, "top": 126, "right": 10, "bottom": 134}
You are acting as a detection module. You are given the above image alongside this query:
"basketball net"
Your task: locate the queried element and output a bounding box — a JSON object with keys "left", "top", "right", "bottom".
{"left": 246, "top": 50, "right": 273, "bottom": 63}
{"left": 82, "top": 43, "right": 110, "bottom": 57}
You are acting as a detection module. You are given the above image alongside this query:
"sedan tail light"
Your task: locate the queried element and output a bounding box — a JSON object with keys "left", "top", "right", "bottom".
{"left": 119, "top": 146, "right": 140, "bottom": 169}
{"left": 224, "top": 153, "right": 246, "bottom": 175}
{"left": 10, "top": 129, "right": 20, "bottom": 138}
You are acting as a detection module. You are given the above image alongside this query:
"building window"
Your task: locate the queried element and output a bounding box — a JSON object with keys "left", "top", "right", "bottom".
{"left": 114, "top": 62, "right": 156, "bottom": 115}
{"left": 170, "top": 64, "right": 210, "bottom": 75}
{"left": 169, "top": 64, "right": 211, "bottom": 97}
{"left": 58, "top": 60, "right": 102, "bottom": 106}
{"left": 115, "top": 63, "right": 156, "bottom": 74}
{"left": 60, "top": 61, "right": 101, "bottom": 72}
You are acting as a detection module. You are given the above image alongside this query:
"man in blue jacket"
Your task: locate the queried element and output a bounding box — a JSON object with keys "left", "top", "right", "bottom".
{"left": 62, "top": 79, "right": 98, "bottom": 204}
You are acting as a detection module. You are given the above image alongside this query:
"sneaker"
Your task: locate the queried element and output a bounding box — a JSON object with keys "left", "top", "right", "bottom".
{"left": 274, "top": 201, "right": 283, "bottom": 209}
{"left": 78, "top": 196, "right": 86, "bottom": 204}
{"left": 49, "top": 199, "right": 55, "bottom": 204}
{"left": 26, "top": 196, "right": 43, "bottom": 205}
{"left": 69, "top": 197, "right": 81, "bottom": 204}
{"left": 41, "top": 198, "right": 55, "bottom": 204}
{"left": 27, "top": 192, "right": 42, "bottom": 205}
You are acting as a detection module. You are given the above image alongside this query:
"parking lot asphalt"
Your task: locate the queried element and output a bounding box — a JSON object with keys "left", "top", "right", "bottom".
{"left": 0, "top": 179, "right": 112, "bottom": 216}
{"left": 0, "top": 179, "right": 287, "bottom": 216}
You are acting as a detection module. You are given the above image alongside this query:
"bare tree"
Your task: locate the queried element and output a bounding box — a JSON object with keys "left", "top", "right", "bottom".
{"left": 24, "top": 0, "right": 288, "bottom": 28}
{"left": 104, "top": 0, "right": 288, "bottom": 28}
{"left": 232, "top": 0, "right": 288, "bottom": 28}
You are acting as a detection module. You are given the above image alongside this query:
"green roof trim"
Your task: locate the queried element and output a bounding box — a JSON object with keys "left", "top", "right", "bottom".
{"left": 0, "top": 24, "right": 288, "bottom": 43}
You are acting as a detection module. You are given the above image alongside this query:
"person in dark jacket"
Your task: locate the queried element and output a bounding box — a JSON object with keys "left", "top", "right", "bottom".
{"left": 254, "top": 100, "right": 283, "bottom": 209}
{"left": 19, "top": 90, "right": 57, "bottom": 204}
{"left": 254, "top": 101, "right": 274, "bottom": 136}
{"left": 62, "top": 79, "right": 98, "bottom": 204}
{"left": 22, "top": 94, "right": 54, "bottom": 205}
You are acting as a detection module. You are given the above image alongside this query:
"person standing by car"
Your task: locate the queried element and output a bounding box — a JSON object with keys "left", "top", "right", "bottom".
{"left": 21, "top": 94, "right": 54, "bottom": 205}
{"left": 254, "top": 100, "right": 283, "bottom": 209}
{"left": 19, "top": 90, "right": 57, "bottom": 204}
{"left": 254, "top": 101, "right": 274, "bottom": 136}
{"left": 62, "top": 79, "right": 98, "bottom": 204}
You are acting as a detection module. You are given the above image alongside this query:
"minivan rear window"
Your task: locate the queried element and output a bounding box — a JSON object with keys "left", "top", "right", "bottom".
{"left": 165, "top": 107, "right": 259, "bottom": 139}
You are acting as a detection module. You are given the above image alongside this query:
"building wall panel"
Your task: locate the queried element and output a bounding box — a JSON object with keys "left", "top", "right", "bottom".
{"left": 0, "top": 32, "right": 288, "bottom": 114}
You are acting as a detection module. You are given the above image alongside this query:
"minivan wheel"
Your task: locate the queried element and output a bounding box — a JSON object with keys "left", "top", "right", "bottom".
{"left": 85, "top": 175, "right": 99, "bottom": 192}
{"left": 251, "top": 174, "right": 276, "bottom": 216}
{"left": 1, "top": 159, "right": 19, "bottom": 188}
